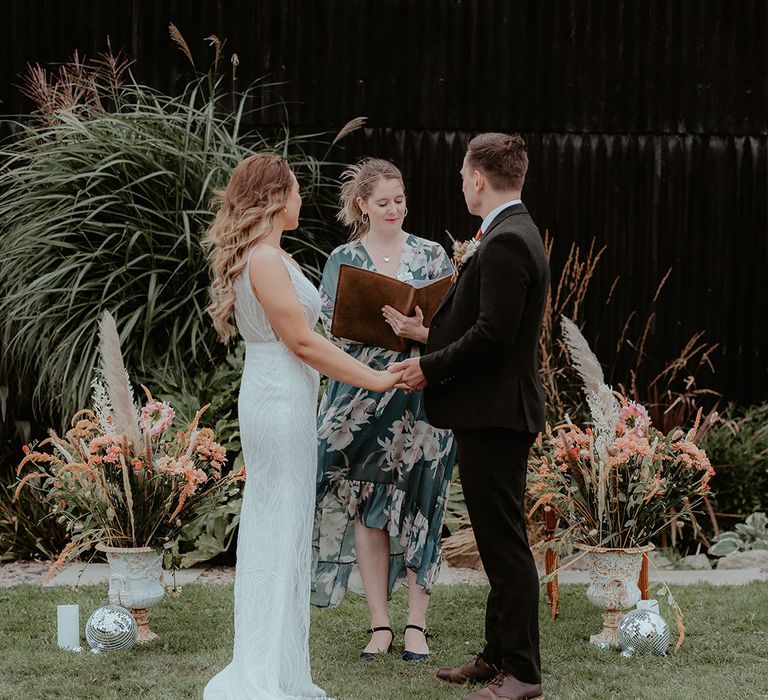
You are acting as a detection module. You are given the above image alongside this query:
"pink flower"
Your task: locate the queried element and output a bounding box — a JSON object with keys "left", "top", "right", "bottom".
{"left": 139, "top": 401, "right": 175, "bottom": 437}
{"left": 185, "top": 468, "right": 207, "bottom": 484}
{"left": 612, "top": 433, "right": 655, "bottom": 463}
{"left": 616, "top": 401, "right": 651, "bottom": 438}
{"left": 181, "top": 467, "right": 208, "bottom": 495}
{"left": 104, "top": 445, "right": 122, "bottom": 464}
{"left": 157, "top": 455, "right": 192, "bottom": 475}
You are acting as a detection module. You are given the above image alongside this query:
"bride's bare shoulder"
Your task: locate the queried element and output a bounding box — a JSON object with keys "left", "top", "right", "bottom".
{"left": 248, "top": 244, "right": 281, "bottom": 266}
{"left": 247, "top": 245, "right": 292, "bottom": 292}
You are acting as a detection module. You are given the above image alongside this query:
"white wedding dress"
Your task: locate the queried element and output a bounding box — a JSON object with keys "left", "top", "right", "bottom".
{"left": 205, "top": 255, "right": 330, "bottom": 700}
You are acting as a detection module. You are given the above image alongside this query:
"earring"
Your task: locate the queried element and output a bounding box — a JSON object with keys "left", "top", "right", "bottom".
{"left": 361, "top": 212, "right": 369, "bottom": 224}
{"left": 284, "top": 207, "right": 287, "bottom": 212}
{"left": 403, "top": 207, "right": 408, "bottom": 218}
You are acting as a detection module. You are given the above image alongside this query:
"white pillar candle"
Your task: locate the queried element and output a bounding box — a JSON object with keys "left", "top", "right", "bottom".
{"left": 57, "top": 604, "right": 80, "bottom": 650}
{"left": 636, "top": 598, "right": 660, "bottom": 615}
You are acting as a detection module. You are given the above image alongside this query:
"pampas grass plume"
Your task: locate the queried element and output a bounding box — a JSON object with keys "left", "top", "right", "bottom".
{"left": 560, "top": 316, "right": 605, "bottom": 396}
{"left": 98, "top": 311, "right": 141, "bottom": 450}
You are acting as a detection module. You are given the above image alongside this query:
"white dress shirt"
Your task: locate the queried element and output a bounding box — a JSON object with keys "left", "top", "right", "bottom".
{"left": 480, "top": 199, "right": 523, "bottom": 235}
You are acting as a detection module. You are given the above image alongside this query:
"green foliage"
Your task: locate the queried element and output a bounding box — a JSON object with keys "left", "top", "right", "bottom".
{"left": 0, "top": 479, "right": 68, "bottom": 562}
{"left": 0, "top": 55, "right": 342, "bottom": 426}
{"left": 148, "top": 344, "right": 245, "bottom": 463}
{"left": 176, "top": 495, "right": 242, "bottom": 568}
{"left": 149, "top": 345, "right": 245, "bottom": 567}
{"left": 700, "top": 403, "right": 768, "bottom": 519}
{"left": 709, "top": 512, "right": 768, "bottom": 557}
{"left": 0, "top": 390, "right": 67, "bottom": 561}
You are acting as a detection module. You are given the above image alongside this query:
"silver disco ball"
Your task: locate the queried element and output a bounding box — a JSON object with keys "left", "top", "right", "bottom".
{"left": 617, "top": 608, "right": 670, "bottom": 657}
{"left": 85, "top": 605, "right": 138, "bottom": 652}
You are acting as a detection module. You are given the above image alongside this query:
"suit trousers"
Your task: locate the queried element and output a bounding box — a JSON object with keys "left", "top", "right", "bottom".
{"left": 453, "top": 427, "right": 541, "bottom": 684}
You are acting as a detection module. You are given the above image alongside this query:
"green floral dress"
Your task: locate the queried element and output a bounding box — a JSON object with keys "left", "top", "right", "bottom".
{"left": 311, "top": 234, "right": 458, "bottom": 607}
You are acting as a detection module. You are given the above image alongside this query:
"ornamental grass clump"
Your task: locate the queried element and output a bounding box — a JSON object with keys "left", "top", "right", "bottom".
{"left": 0, "top": 41, "right": 351, "bottom": 423}
{"left": 528, "top": 317, "right": 715, "bottom": 549}
{"left": 14, "top": 311, "right": 244, "bottom": 576}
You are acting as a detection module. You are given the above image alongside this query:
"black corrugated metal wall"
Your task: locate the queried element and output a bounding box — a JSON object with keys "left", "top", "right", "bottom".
{"left": 2, "top": 0, "right": 766, "bottom": 403}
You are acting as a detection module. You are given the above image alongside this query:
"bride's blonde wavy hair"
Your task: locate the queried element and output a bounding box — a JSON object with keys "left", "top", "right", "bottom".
{"left": 204, "top": 153, "right": 294, "bottom": 343}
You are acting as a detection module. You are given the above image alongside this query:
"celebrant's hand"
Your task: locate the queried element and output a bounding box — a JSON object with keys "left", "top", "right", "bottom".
{"left": 382, "top": 305, "right": 428, "bottom": 344}
{"left": 388, "top": 357, "right": 428, "bottom": 392}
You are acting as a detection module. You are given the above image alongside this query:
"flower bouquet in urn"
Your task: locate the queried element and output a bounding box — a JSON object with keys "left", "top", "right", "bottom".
{"left": 528, "top": 317, "right": 714, "bottom": 549}
{"left": 527, "top": 317, "right": 715, "bottom": 649}
{"left": 15, "top": 311, "right": 244, "bottom": 576}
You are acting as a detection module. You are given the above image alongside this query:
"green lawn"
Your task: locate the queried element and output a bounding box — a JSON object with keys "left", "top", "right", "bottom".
{"left": 0, "top": 582, "right": 766, "bottom": 699}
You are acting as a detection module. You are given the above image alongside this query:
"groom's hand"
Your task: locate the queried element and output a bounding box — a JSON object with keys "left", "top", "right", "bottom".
{"left": 388, "top": 357, "right": 428, "bottom": 391}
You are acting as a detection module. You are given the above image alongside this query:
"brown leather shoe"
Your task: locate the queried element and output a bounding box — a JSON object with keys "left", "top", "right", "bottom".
{"left": 461, "top": 673, "right": 544, "bottom": 700}
{"left": 436, "top": 653, "right": 498, "bottom": 684}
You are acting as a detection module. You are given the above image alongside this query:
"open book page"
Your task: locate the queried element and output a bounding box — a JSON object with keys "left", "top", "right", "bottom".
{"left": 406, "top": 275, "right": 450, "bottom": 289}
{"left": 409, "top": 275, "right": 453, "bottom": 325}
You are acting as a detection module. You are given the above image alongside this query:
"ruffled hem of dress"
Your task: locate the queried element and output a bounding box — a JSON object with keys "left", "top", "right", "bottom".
{"left": 316, "top": 478, "right": 444, "bottom": 594}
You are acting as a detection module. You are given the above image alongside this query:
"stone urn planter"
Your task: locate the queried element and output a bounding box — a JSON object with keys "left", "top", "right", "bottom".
{"left": 575, "top": 542, "right": 654, "bottom": 648}
{"left": 97, "top": 544, "right": 164, "bottom": 643}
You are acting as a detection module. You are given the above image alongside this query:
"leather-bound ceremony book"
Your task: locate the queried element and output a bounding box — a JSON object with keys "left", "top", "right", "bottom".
{"left": 331, "top": 264, "right": 453, "bottom": 352}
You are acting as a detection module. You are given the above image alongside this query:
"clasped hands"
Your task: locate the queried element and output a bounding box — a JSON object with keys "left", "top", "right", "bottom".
{"left": 387, "top": 356, "right": 427, "bottom": 392}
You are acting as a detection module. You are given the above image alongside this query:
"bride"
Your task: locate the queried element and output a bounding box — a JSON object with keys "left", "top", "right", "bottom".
{"left": 203, "top": 153, "right": 403, "bottom": 699}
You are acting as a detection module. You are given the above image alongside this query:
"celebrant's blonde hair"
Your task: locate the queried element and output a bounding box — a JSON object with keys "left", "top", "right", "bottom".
{"left": 204, "top": 153, "right": 294, "bottom": 343}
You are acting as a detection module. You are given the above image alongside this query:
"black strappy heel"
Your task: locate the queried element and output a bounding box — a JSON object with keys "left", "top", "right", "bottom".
{"left": 360, "top": 626, "right": 394, "bottom": 660}
{"left": 402, "top": 624, "right": 432, "bottom": 661}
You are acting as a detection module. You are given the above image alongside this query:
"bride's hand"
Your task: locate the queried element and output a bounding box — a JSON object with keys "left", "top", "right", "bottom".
{"left": 369, "top": 369, "right": 404, "bottom": 393}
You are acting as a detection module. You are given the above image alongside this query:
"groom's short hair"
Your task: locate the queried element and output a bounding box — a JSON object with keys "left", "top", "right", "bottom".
{"left": 467, "top": 133, "right": 528, "bottom": 191}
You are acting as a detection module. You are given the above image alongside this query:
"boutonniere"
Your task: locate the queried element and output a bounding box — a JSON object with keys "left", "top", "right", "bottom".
{"left": 447, "top": 230, "right": 480, "bottom": 281}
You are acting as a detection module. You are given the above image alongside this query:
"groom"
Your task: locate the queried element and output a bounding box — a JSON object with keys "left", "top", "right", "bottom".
{"left": 390, "top": 133, "right": 549, "bottom": 700}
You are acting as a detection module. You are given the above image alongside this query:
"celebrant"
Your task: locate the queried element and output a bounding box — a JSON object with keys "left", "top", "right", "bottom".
{"left": 311, "top": 158, "right": 458, "bottom": 662}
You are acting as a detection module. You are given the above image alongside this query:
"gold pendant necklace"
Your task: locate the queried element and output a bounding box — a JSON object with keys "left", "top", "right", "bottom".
{"left": 366, "top": 232, "right": 403, "bottom": 264}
